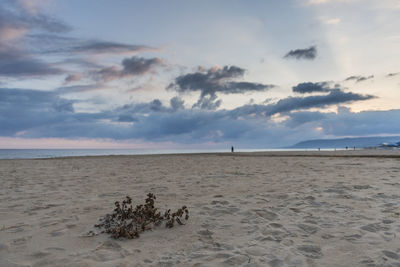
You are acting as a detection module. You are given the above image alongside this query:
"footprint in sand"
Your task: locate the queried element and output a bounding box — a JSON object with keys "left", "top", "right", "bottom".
{"left": 297, "top": 223, "right": 320, "bottom": 235}
{"left": 0, "top": 258, "right": 30, "bottom": 267}
{"left": 221, "top": 254, "right": 249, "bottom": 266}
{"left": 253, "top": 210, "right": 278, "bottom": 221}
{"left": 342, "top": 233, "right": 363, "bottom": 243}
{"left": 197, "top": 229, "right": 214, "bottom": 243}
{"left": 30, "top": 251, "right": 51, "bottom": 259}
{"left": 259, "top": 228, "right": 291, "bottom": 243}
{"left": 321, "top": 233, "right": 335, "bottom": 239}
{"left": 211, "top": 200, "right": 229, "bottom": 205}
{"left": 88, "top": 240, "right": 125, "bottom": 262}
{"left": 65, "top": 223, "right": 77, "bottom": 229}
{"left": 382, "top": 250, "right": 399, "bottom": 260}
{"left": 269, "top": 223, "right": 283, "bottom": 228}
{"left": 50, "top": 228, "right": 68, "bottom": 237}
{"left": 45, "top": 247, "right": 65, "bottom": 252}
{"left": 11, "top": 236, "right": 32, "bottom": 246}
{"left": 205, "top": 252, "right": 233, "bottom": 261}
{"left": 268, "top": 258, "right": 284, "bottom": 267}
{"left": 96, "top": 240, "right": 122, "bottom": 250}
{"left": 361, "top": 223, "right": 390, "bottom": 232}
{"left": 359, "top": 258, "right": 376, "bottom": 265}
{"left": 297, "top": 244, "right": 323, "bottom": 259}
{"left": 4, "top": 223, "right": 27, "bottom": 233}
{"left": 353, "top": 185, "right": 371, "bottom": 190}
{"left": 382, "top": 219, "right": 395, "bottom": 224}
{"left": 245, "top": 247, "right": 267, "bottom": 257}
{"left": 208, "top": 206, "right": 240, "bottom": 217}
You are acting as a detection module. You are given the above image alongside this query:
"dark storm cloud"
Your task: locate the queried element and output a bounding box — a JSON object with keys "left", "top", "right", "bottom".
{"left": 64, "top": 74, "right": 82, "bottom": 84}
{"left": 280, "top": 108, "right": 400, "bottom": 144}
{"left": 118, "top": 114, "right": 138, "bottom": 123}
{"left": 56, "top": 84, "right": 105, "bottom": 94}
{"left": 0, "top": 2, "right": 69, "bottom": 78}
{"left": 345, "top": 75, "right": 374, "bottom": 83}
{"left": 0, "top": 88, "right": 75, "bottom": 135}
{"left": 0, "top": 1, "right": 71, "bottom": 38}
{"left": 0, "top": 85, "right": 382, "bottom": 147}
{"left": 266, "top": 88, "right": 375, "bottom": 115}
{"left": 25, "top": 105, "right": 400, "bottom": 147}
{"left": 70, "top": 41, "right": 154, "bottom": 55}
{"left": 90, "top": 67, "right": 119, "bottom": 82}
{"left": 320, "top": 108, "right": 400, "bottom": 136}
{"left": 284, "top": 46, "right": 317, "bottom": 60}
{"left": 292, "top": 82, "right": 331, "bottom": 94}
{"left": 91, "top": 56, "right": 163, "bottom": 82}
{"left": 115, "top": 99, "right": 170, "bottom": 115}
{"left": 0, "top": 1, "right": 159, "bottom": 80}
{"left": 55, "top": 57, "right": 102, "bottom": 69}
{"left": 231, "top": 89, "right": 375, "bottom": 118}
{"left": 25, "top": 33, "right": 158, "bottom": 64}
{"left": 0, "top": 87, "right": 224, "bottom": 141}
{"left": 168, "top": 65, "right": 274, "bottom": 110}
{"left": 283, "top": 111, "right": 327, "bottom": 128}
{"left": 30, "top": 35, "right": 156, "bottom": 55}
{"left": 170, "top": 96, "right": 185, "bottom": 111}
{"left": 0, "top": 88, "right": 74, "bottom": 112}
{"left": 0, "top": 49, "right": 63, "bottom": 77}
{"left": 168, "top": 66, "right": 274, "bottom": 96}
{"left": 122, "top": 57, "right": 163, "bottom": 75}
{"left": 225, "top": 82, "right": 272, "bottom": 93}
{"left": 192, "top": 94, "right": 222, "bottom": 110}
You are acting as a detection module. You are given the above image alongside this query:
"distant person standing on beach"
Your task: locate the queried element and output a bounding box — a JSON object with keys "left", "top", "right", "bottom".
{"left": 231, "top": 146, "right": 234, "bottom": 153}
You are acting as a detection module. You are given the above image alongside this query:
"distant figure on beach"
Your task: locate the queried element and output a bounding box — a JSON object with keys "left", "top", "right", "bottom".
{"left": 346, "top": 146, "right": 348, "bottom": 150}
{"left": 231, "top": 146, "right": 234, "bottom": 153}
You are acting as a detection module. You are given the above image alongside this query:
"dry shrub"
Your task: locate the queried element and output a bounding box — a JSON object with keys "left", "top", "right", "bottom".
{"left": 95, "top": 193, "right": 189, "bottom": 239}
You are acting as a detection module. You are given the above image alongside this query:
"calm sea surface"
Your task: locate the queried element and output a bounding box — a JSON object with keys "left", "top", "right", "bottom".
{"left": 0, "top": 148, "right": 324, "bottom": 159}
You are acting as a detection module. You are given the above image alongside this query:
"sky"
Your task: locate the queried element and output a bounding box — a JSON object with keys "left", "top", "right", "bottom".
{"left": 1, "top": 0, "right": 400, "bottom": 149}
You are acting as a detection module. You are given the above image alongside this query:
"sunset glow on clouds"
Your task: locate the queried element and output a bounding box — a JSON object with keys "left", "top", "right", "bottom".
{"left": 1, "top": 0, "right": 400, "bottom": 148}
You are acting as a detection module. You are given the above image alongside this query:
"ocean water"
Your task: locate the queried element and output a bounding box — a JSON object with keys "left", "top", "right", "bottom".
{"left": 0, "top": 148, "right": 321, "bottom": 159}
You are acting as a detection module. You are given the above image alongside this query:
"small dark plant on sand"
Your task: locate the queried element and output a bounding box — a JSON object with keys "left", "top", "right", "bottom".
{"left": 95, "top": 193, "right": 189, "bottom": 239}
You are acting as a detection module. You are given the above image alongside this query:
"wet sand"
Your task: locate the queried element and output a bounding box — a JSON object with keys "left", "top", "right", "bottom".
{"left": 0, "top": 150, "right": 399, "bottom": 266}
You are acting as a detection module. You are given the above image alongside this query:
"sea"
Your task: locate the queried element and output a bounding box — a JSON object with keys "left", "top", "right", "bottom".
{"left": 0, "top": 148, "right": 326, "bottom": 160}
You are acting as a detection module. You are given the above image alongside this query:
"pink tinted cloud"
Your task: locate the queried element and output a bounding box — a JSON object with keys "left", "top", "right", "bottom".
{"left": 0, "top": 137, "right": 168, "bottom": 149}
{"left": 0, "top": 137, "right": 227, "bottom": 150}
{"left": 64, "top": 73, "right": 82, "bottom": 84}
{"left": 0, "top": 26, "right": 27, "bottom": 42}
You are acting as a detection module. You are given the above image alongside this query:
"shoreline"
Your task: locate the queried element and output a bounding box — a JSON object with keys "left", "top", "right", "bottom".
{"left": 0, "top": 149, "right": 399, "bottom": 161}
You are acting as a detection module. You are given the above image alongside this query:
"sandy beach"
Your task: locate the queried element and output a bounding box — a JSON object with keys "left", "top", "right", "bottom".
{"left": 0, "top": 150, "right": 399, "bottom": 266}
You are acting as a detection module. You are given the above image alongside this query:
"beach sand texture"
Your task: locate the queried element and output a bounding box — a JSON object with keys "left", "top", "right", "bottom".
{"left": 0, "top": 151, "right": 400, "bottom": 266}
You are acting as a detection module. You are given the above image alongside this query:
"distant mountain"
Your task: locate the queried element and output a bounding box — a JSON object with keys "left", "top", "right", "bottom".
{"left": 290, "top": 136, "right": 400, "bottom": 149}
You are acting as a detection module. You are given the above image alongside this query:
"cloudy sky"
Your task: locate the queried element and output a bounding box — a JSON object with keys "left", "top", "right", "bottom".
{"left": 1, "top": 0, "right": 400, "bottom": 149}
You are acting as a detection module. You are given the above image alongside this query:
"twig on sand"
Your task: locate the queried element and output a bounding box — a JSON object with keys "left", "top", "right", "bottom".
{"left": 95, "top": 193, "right": 189, "bottom": 239}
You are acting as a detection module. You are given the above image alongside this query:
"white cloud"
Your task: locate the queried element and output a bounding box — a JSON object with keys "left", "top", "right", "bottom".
{"left": 308, "top": 0, "right": 329, "bottom": 4}
{"left": 307, "top": 0, "right": 400, "bottom": 7}
{"left": 320, "top": 17, "right": 341, "bottom": 25}
{"left": 306, "top": 0, "right": 360, "bottom": 5}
